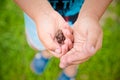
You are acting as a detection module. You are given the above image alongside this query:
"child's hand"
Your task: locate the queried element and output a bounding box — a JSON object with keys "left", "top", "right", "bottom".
{"left": 14, "top": 0, "right": 73, "bottom": 57}
{"left": 36, "top": 11, "right": 73, "bottom": 57}
{"left": 60, "top": 17, "right": 103, "bottom": 68}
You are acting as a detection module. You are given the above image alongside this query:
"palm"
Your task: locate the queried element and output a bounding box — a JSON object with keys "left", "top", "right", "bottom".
{"left": 60, "top": 18, "right": 103, "bottom": 68}
{"left": 36, "top": 11, "right": 73, "bottom": 57}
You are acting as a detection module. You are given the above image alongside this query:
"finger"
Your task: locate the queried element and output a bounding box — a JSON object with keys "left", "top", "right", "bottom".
{"left": 68, "top": 39, "right": 73, "bottom": 50}
{"left": 43, "top": 33, "right": 62, "bottom": 54}
{"left": 60, "top": 48, "right": 88, "bottom": 68}
{"left": 86, "top": 30, "right": 99, "bottom": 54}
{"left": 64, "top": 38, "right": 73, "bottom": 50}
{"left": 83, "top": 42, "right": 94, "bottom": 57}
{"left": 67, "top": 51, "right": 90, "bottom": 63}
{"left": 62, "top": 22, "right": 73, "bottom": 42}
{"left": 60, "top": 47, "right": 92, "bottom": 68}
{"left": 61, "top": 44, "right": 68, "bottom": 55}
{"left": 60, "top": 38, "right": 72, "bottom": 56}
{"left": 59, "top": 48, "right": 75, "bottom": 68}
{"left": 72, "top": 58, "right": 89, "bottom": 65}
{"left": 48, "top": 50, "right": 62, "bottom": 58}
{"left": 62, "top": 29, "right": 74, "bottom": 42}
{"left": 60, "top": 58, "right": 89, "bottom": 68}
{"left": 63, "top": 22, "right": 73, "bottom": 34}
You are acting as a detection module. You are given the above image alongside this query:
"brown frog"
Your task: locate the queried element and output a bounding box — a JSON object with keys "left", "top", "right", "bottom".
{"left": 55, "top": 30, "right": 65, "bottom": 44}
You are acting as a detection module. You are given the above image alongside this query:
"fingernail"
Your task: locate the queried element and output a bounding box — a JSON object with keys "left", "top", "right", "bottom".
{"left": 89, "top": 46, "right": 95, "bottom": 53}
{"left": 59, "top": 57, "right": 67, "bottom": 68}
{"left": 55, "top": 48, "right": 61, "bottom": 54}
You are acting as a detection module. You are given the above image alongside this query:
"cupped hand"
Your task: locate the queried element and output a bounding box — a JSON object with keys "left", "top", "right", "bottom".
{"left": 60, "top": 17, "right": 103, "bottom": 68}
{"left": 36, "top": 11, "right": 73, "bottom": 57}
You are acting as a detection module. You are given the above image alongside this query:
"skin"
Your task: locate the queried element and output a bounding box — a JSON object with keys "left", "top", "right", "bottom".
{"left": 14, "top": 0, "right": 73, "bottom": 57}
{"left": 60, "top": 0, "right": 113, "bottom": 68}
{"left": 14, "top": 0, "right": 113, "bottom": 77}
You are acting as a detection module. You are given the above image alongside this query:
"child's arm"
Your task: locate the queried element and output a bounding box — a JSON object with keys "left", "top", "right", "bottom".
{"left": 14, "top": 0, "right": 53, "bottom": 22}
{"left": 14, "top": 0, "right": 73, "bottom": 57}
{"left": 78, "top": 0, "right": 113, "bottom": 21}
{"left": 60, "top": 0, "right": 113, "bottom": 68}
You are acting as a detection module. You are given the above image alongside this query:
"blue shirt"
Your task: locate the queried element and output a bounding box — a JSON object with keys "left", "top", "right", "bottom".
{"left": 49, "top": 0, "right": 84, "bottom": 16}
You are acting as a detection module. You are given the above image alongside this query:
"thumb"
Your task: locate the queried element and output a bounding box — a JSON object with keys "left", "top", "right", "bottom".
{"left": 86, "top": 30, "right": 97, "bottom": 54}
{"left": 59, "top": 48, "right": 89, "bottom": 68}
{"left": 59, "top": 48, "right": 77, "bottom": 68}
{"left": 41, "top": 33, "right": 61, "bottom": 54}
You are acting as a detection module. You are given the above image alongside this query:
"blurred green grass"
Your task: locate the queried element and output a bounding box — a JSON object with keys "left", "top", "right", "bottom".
{"left": 0, "top": 0, "right": 120, "bottom": 80}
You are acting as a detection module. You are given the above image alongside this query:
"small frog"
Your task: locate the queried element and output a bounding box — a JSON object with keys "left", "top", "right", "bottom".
{"left": 55, "top": 30, "right": 65, "bottom": 44}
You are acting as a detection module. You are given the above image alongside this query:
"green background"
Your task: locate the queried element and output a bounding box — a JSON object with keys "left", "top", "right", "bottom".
{"left": 0, "top": 0, "right": 120, "bottom": 80}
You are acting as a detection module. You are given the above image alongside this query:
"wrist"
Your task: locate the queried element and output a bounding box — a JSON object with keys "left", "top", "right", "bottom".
{"left": 33, "top": 0, "right": 55, "bottom": 22}
{"left": 34, "top": 8, "right": 55, "bottom": 24}
{"left": 77, "top": 13, "right": 99, "bottom": 22}
{"left": 75, "top": 14, "right": 101, "bottom": 29}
